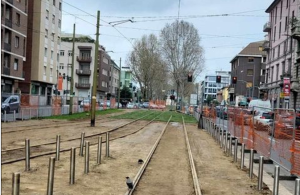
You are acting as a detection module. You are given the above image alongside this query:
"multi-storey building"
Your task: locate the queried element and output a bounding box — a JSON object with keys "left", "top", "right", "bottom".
{"left": 261, "top": 0, "right": 298, "bottom": 109}
{"left": 59, "top": 34, "right": 95, "bottom": 103}
{"left": 230, "top": 41, "right": 266, "bottom": 100}
{"left": 203, "top": 71, "right": 231, "bottom": 100}
{"left": 110, "top": 59, "right": 120, "bottom": 98}
{"left": 97, "top": 46, "right": 111, "bottom": 100}
{"left": 19, "top": 0, "right": 62, "bottom": 105}
{"left": 1, "top": 0, "right": 28, "bottom": 93}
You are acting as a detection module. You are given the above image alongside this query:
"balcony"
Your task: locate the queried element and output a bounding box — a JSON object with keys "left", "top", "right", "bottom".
{"left": 3, "top": 67, "right": 10, "bottom": 75}
{"left": 260, "top": 75, "right": 266, "bottom": 83}
{"left": 77, "top": 56, "right": 92, "bottom": 63}
{"left": 4, "top": 43, "right": 11, "bottom": 52}
{"left": 76, "top": 69, "right": 91, "bottom": 76}
{"left": 263, "top": 22, "right": 271, "bottom": 32}
{"left": 261, "top": 62, "right": 267, "bottom": 69}
{"left": 262, "top": 41, "right": 270, "bottom": 51}
{"left": 5, "top": 18, "right": 12, "bottom": 28}
{"left": 75, "top": 83, "right": 91, "bottom": 89}
{"left": 291, "top": 21, "right": 300, "bottom": 40}
{"left": 296, "top": 50, "right": 300, "bottom": 63}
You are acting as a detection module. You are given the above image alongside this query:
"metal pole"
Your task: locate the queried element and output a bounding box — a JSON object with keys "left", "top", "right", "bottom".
{"left": 295, "top": 178, "right": 300, "bottom": 195}
{"left": 29, "top": 108, "right": 31, "bottom": 119}
{"left": 79, "top": 132, "right": 85, "bottom": 156}
{"left": 47, "top": 157, "right": 55, "bottom": 195}
{"left": 118, "top": 57, "right": 121, "bottom": 109}
{"left": 234, "top": 139, "right": 238, "bottom": 162}
{"left": 25, "top": 139, "right": 30, "bottom": 171}
{"left": 70, "top": 147, "right": 76, "bottom": 185}
{"left": 55, "top": 135, "right": 60, "bottom": 161}
{"left": 69, "top": 23, "right": 75, "bottom": 115}
{"left": 12, "top": 172, "right": 20, "bottom": 195}
{"left": 106, "top": 132, "right": 109, "bottom": 157}
{"left": 273, "top": 165, "right": 280, "bottom": 195}
{"left": 37, "top": 108, "right": 39, "bottom": 119}
{"left": 240, "top": 143, "right": 245, "bottom": 169}
{"left": 258, "top": 156, "right": 264, "bottom": 190}
{"left": 21, "top": 109, "right": 23, "bottom": 121}
{"left": 84, "top": 141, "right": 90, "bottom": 174}
{"left": 249, "top": 149, "right": 254, "bottom": 179}
{"left": 221, "top": 128, "right": 224, "bottom": 148}
{"left": 97, "top": 136, "right": 102, "bottom": 164}
{"left": 13, "top": 110, "right": 16, "bottom": 121}
{"left": 229, "top": 136, "right": 233, "bottom": 156}
{"left": 91, "top": 11, "right": 100, "bottom": 127}
{"left": 225, "top": 132, "right": 228, "bottom": 153}
{"left": 4, "top": 110, "right": 7, "bottom": 122}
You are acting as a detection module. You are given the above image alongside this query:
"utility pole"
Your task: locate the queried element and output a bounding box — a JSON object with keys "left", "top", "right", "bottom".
{"left": 69, "top": 23, "right": 75, "bottom": 115}
{"left": 118, "top": 57, "right": 121, "bottom": 109}
{"left": 91, "top": 11, "right": 100, "bottom": 127}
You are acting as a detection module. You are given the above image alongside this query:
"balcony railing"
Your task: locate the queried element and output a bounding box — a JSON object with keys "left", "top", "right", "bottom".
{"left": 3, "top": 67, "right": 10, "bottom": 75}
{"left": 76, "top": 69, "right": 91, "bottom": 76}
{"left": 75, "top": 83, "right": 91, "bottom": 89}
{"left": 263, "top": 22, "right": 271, "bottom": 32}
{"left": 262, "top": 41, "right": 270, "bottom": 51}
{"left": 77, "top": 56, "right": 92, "bottom": 63}
{"left": 5, "top": 18, "right": 12, "bottom": 28}
{"left": 291, "top": 21, "right": 300, "bottom": 40}
{"left": 4, "top": 43, "right": 11, "bottom": 52}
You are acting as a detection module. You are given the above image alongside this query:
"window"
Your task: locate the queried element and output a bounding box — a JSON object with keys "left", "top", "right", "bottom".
{"left": 59, "top": 2, "right": 62, "bottom": 10}
{"left": 15, "top": 36, "right": 19, "bottom": 48}
{"left": 274, "top": 26, "right": 276, "bottom": 42}
{"left": 5, "top": 6, "right": 11, "bottom": 20}
{"left": 278, "top": 45, "right": 280, "bottom": 57}
{"left": 102, "top": 69, "right": 108, "bottom": 76}
{"left": 248, "top": 57, "right": 254, "bottom": 63}
{"left": 285, "top": 17, "right": 288, "bottom": 31}
{"left": 60, "top": 50, "right": 64, "bottom": 56}
{"left": 279, "top": 22, "right": 281, "bottom": 39}
{"left": 59, "top": 63, "right": 64, "bottom": 69}
{"left": 45, "top": 29, "right": 48, "bottom": 38}
{"left": 57, "top": 53, "right": 59, "bottom": 62}
{"left": 282, "top": 61, "right": 285, "bottom": 75}
{"left": 276, "top": 64, "right": 279, "bottom": 80}
{"left": 68, "top": 50, "right": 72, "bottom": 56}
{"left": 58, "top": 19, "right": 61, "bottom": 28}
{"left": 31, "top": 85, "right": 40, "bottom": 95}
{"left": 286, "top": 0, "right": 289, "bottom": 8}
{"left": 280, "top": 1, "right": 282, "bottom": 19}
{"left": 44, "top": 47, "right": 48, "bottom": 57}
{"left": 14, "top": 59, "right": 18, "bottom": 70}
{"left": 16, "top": 13, "right": 20, "bottom": 26}
{"left": 4, "top": 55, "right": 10, "bottom": 67}
{"left": 247, "top": 69, "right": 253, "bottom": 76}
{"left": 44, "top": 67, "right": 46, "bottom": 75}
{"left": 53, "top": 0, "right": 55, "bottom": 6}
{"left": 4, "top": 30, "right": 11, "bottom": 44}
{"left": 102, "top": 81, "right": 107, "bottom": 88}
{"left": 50, "top": 68, "right": 53, "bottom": 76}
{"left": 57, "top": 36, "right": 60, "bottom": 45}
{"left": 52, "top": 14, "right": 55, "bottom": 24}
{"left": 46, "top": 10, "right": 49, "bottom": 20}
{"left": 51, "top": 50, "right": 53, "bottom": 59}
{"left": 103, "top": 57, "right": 108, "bottom": 64}
{"left": 1, "top": 4, "right": 4, "bottom": 18}
{"left": 51, "top": 33, "right": 54, "bottom": 41}
{"left": 275, "top": 7, "right": 277, "bottom": 23}
{"left": 41, "top": 87, "right": 46, "bottom": 96}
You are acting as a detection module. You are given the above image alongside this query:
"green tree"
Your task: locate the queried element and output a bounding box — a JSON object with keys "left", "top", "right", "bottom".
{"left": 120, "top": 86, "right": 132, "bottom": 101}
{"left": 206, "top": 95, "right": 213, "bottom": 105}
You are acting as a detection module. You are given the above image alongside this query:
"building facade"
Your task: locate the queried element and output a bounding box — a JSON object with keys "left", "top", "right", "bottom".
{"left": 230, "top": 41, "right": 266, "bottom": 100}
{"left": 19, "top": 0, "right": 62, "bottom": 105}
{"left": 97, "top": 47, "right": 111, "bottom": 101}
{"left": 59, "top": 34, "right": 95, "bottom": 103}
{"left": 1, "top": 0, "right": 28, "bottom": 93}
{"left": 110, "top": 59, "right": 120, "bottom": 98}
{"left": 203, "top": 71, "right": 231, "bottom": 101}
{"left": 261, "top": 0, "right": 298, "bottom": 109}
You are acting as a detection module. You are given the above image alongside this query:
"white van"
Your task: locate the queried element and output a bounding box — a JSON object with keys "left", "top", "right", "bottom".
{"left": 248, "top": 99, "right": 271, "bottom": 114}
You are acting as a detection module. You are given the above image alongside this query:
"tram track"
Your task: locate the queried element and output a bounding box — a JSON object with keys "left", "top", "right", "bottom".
{"left": 2, "top": 111, "right": 162, "bottom": 164}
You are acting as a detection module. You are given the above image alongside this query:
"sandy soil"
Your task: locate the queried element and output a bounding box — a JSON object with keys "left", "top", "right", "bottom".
{"left": 133, "top": 122, "right": 194, "bottom": 195}
{"left": 187, "top": 124, "right": 271, "bottom": 195}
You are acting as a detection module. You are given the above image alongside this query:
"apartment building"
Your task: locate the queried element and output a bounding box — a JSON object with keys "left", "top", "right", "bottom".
{"left": 203, "top": 71, "right": 231, "bottom": 100}
{"left": 1, "top": 0, "right": 28, "bottom": 93}
{"left": 97, "top": 47, "right": 111, "bottom": 100}
{"left": 18, "top": 0, "right": 62, "bottom": 105}
{"left": 261, "top": 0, "right": 298, "bottom": 109}
{"left": 230, "top": 41, "right": 266, "bottom": 99}
{"left": 110, "top": 59, "right": 120, "bottom": 98}
{"left": 59, "top": 34, "right": 95, "bottom": 102}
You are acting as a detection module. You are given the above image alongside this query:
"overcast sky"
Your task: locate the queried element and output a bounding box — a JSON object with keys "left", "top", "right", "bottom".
{"left": 62, "top": 0, "right": 273, "bottom": 82}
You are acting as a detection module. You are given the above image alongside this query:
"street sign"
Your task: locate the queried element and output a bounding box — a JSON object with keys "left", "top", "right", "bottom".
{"left": 283, "top": 77, "right": 290, "bottom": 97}
{"left": 280, "top": 92, "right": 284, "bottom": 98}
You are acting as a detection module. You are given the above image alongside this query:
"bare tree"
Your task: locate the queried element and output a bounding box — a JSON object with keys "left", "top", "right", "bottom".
{"left": 127, "top": 34, "right": 168, "bottom": 100}
{"left": 160, "top": 20, "right": 205, "bottom": 106}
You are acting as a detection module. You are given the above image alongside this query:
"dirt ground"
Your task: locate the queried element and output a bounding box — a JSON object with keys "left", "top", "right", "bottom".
{"left": 133, "top": 122, "right": 194, "bottom": 195}
{"left": 2, "top": 112, "right": 272, "bottom": 194}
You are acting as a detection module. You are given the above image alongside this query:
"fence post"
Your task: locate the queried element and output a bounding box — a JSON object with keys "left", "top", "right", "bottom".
{"left": 12, "top": 172, "right": 20, "bottom": 195}
{"left": 13, "top": 110, "right": 16, "bottom": 121}
{"left": 249, "top": 149, "right": 254, "bottom": 179}
{"left": 84, "top": 141, "right": 90, "bottom": 174}
{"left": 97, "top": 136, "right": 102, "bottom": 164}
{"left": 234, "top": 139, "right": 238, "bottom": 162}
{"left": 4, "top": 110, "right": 7, "bottom": 122}
{"left": 295, "top": 178, "right": 300, "bottom": 195}
{"left": 240, "top": 143, "right": 245, "bottom": 169}
{"left": 79, "top": 132, "right": 85, "bottom": 156}
{"left": 55, "top": 135, "right": 60, "bottom": 161}
{"left": 29, "top": 108, "right": 31, "bottom": 119}
{"left": 257, "top": 156, "right": 264, "bottom": 190}
{"left": 273, "top": 165, "right": 280, "bottom": 195}
{"left": 47, "top": 157, "right": 55, "bottom": 195}
{"left": 21, "top": 109, "right": 23, "bottom": 121}
{"left": 70, "top": 147, "right": 76, "bottom": 185}
{"left": 106, "top": 132, "right": 110, "bottom": 157}
{"left": 229, "top": 136, "right": 233, "bottom": 156}
{"left": 25, "top": 139, "right": 30, "bottom": 171}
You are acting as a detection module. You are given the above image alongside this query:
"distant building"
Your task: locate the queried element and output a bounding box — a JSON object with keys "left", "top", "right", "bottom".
{"left": 230, "top": 41, "right": 266, "bottom": 101}
{"left": 110, "top": 59, "right": 120, "bottom": 98}
{"left": 97, "top": 46, "right": 111, "bottom": 101}
{"left": 2, "top": 0, "right": 28, "bottom": 93}
{"left": 203, "top": 71, "right": 231, "bottom": 101}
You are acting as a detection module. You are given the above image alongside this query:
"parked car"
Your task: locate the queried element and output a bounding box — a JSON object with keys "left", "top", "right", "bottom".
{"left": 80, "top": 99, "right": 90, "bottom": 108}
{"left": 100, "top": 100, "right": 111, "bottom": 107}
{"left": 127, "top": 102, "right": 136, "bottom": 109}
{"left": 142, "top": 102, "right": 149, "bottom": 108}
{"left": 254, "top": 111, "right": 274, "bottom": 126}
{"left": 1, "top": 95, "right": 20, "bottom": 114}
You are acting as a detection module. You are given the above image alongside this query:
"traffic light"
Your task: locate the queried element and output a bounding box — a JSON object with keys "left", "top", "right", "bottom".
{"left": 232, "top": 76, "right": 237, "bottom": 84}
{"left": 187, "top": 74, "right": 193, "bottom": 82}
{"left": 216, "top": 75, "right": 221, "bottom": 83}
